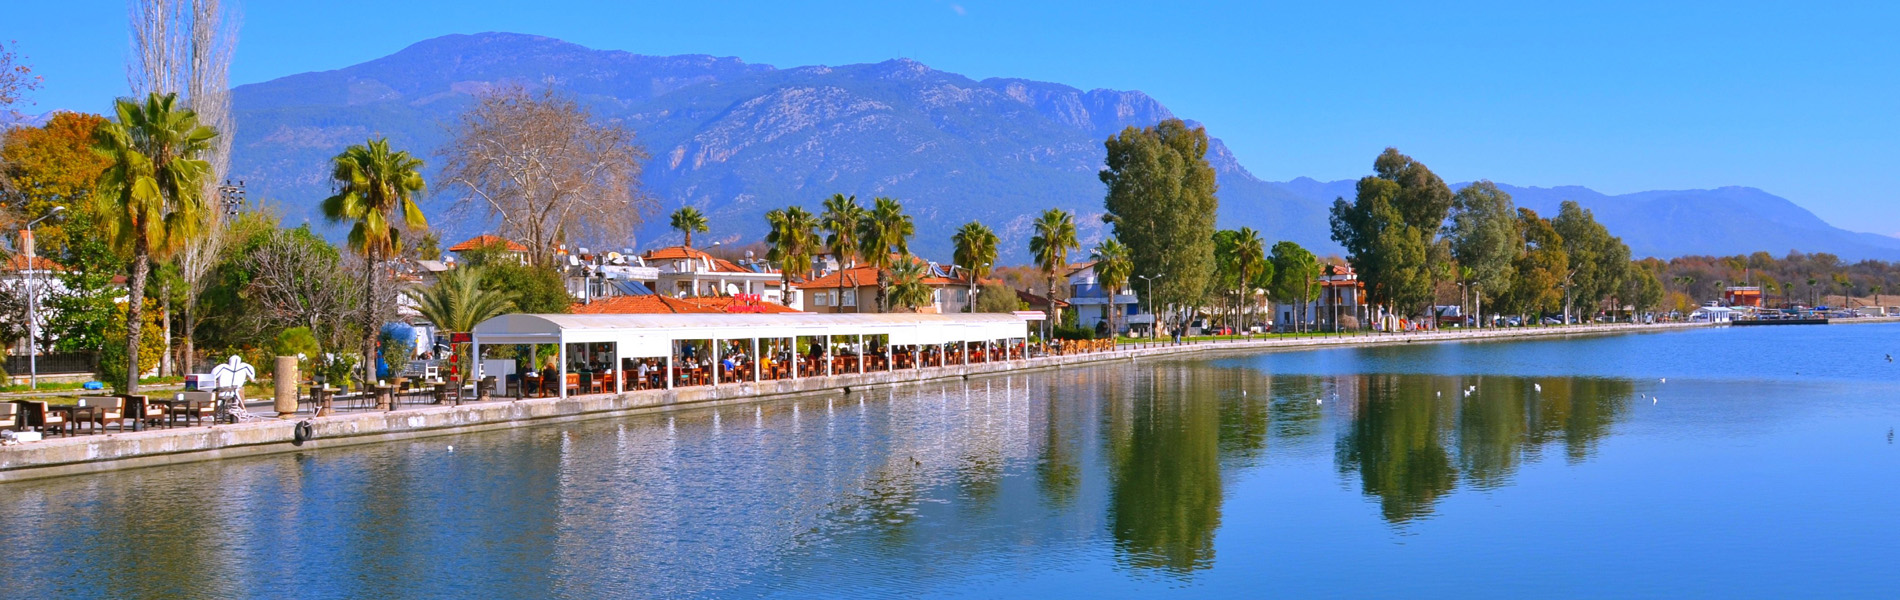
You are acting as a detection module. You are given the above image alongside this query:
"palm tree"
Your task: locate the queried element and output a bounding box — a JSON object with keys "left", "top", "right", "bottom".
{"left": 856, "top": 197, "right": 914, "bottom": 311}
{"left": 765, "top": 206, "right": 820, "bottom": 305}
{"left": 952, "top": 221, "right": 999, "bottom": 311}
{"left": 1029, "top": 208, "right": 1079, "bottom": 338}
{"left": 1091, "top": 237, "right": 1132, "bottom": 338}
{"left": 1806, "top": 276, "right": 1819, "bottom": 307}
{"left": 322, "top": 138, "right": 428, "bottom": 386}
{"left": 819, "top": 194, "right": 865, "bottom": 269}
{"left": 407, "top": 266, "right": 516, "bottom": 383}
{"left": 1233, "top": 227, "right": 1265, "bottom": 329}
{"left": 670, "top": 206, "right": 709, "bottom": 247}
{"left": 92, "top": 93, "right": 216, "bottom": 393}
{"left": 887, "top": 258, "right": 933, "bottom": 312}
{"left": 1871, "top": 284, "right": 1885, "bottom": 309}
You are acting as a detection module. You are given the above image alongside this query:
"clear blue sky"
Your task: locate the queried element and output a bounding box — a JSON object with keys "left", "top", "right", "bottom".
{"left": 8, "top": 1, "right": 1898, "bottom": 236}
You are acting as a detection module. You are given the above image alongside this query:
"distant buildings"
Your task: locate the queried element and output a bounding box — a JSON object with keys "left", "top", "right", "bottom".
{"left": 1065, "top": 261, "right": 1142, "bottom": 335}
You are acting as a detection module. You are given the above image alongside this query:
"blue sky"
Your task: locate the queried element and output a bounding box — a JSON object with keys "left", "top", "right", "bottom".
{"left": 7, "top": 1, "right": 1898, "bottom": 236}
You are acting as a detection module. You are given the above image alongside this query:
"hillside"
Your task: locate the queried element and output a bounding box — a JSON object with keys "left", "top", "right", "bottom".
{"left": 227, "top": 32, "right": 1900, "bottom": 262}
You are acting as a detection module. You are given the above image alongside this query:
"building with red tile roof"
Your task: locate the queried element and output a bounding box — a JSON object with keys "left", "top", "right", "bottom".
{"left": 448, "top": 234, "right": 528, "bottom": 253}
{"left": 571, "top": 294, "right": 803, "bottom": 315}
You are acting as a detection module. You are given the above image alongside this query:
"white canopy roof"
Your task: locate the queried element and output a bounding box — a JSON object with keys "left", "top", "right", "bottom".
{"left": 472, "top": 312, "right": 1031, "bottom": 357}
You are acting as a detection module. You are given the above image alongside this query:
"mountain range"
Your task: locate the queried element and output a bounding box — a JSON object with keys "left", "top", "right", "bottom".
{"left": 224, "top": 32, "right": 1900, "bottom": 263}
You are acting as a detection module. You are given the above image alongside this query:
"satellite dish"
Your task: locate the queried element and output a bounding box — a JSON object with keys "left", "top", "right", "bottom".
{"left": 606, "top": 251, "right": 623, "bottom": 264}
{"left": 725, "top": 283, "right": 741, "bottom": 295}
{"left": 567, "top": 255, "right": 581, "bottom": 267}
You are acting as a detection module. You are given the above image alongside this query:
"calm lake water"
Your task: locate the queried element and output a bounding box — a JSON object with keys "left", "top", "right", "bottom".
{"left": 3, "top": 324, "right": 1897, "bottom": 598}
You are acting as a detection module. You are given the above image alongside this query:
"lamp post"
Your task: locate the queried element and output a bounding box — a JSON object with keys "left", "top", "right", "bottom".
{"left": 1137, "top": 274, "right": 1162, "bottom": 338}
{"left": 25, "top": 206, "right": 66, "bottom": 390}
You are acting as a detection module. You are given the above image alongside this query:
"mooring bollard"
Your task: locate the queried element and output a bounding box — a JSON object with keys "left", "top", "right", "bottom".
{"left": 274, "top": 356, "right": 299, "bottom": 419}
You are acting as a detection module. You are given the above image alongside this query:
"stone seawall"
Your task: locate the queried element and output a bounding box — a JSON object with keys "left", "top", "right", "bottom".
{"left": 0, "top": 322, "right": 1708, "bottom": 483}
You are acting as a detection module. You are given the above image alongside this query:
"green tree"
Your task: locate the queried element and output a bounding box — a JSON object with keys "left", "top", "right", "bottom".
{"left": 1330, "top": 148, "right": 1452, "bottom": 321}
{"left": 669, "top": 206, "right": 708, "bottom": 247}
{"left": 321, "top": 137, "right": 428, "bottom": 384}
{"left": 1619, "top": 261, "right": 1664, "bottom": 321}
{"left": 765, "top": 206, "right": 820, "bottom": 305}
{"left": 458, "top": 241, "right": 569, "bottom": 314}
{"left": 1448, "top": 181, "right": 1518, "bottom": 325}
{"left": 952, "top": 220, "right": 999, "bottom": 310}
{"left": 1552, "top": 200, "right": 1629, "bottom": 322}
{"left": 1500, "top": 209, "right": 1568, "bottom": 320}
{"left": 972, "top": 281, "right": 1023, "bottom": 313}
{"left": 1268, "top": 241, "right": 1321, "bottom": 332}
{"left": 886, "top": 258, "right": 932, "bottom": 312}
{"left": 819, "top": 194, "right": 864, "bottom": 268}
{"left": 1091, "top": 236, "right": 1133, "bottom": 336}
{"left": 1029, "top": 208, "right": 1079, "bottom": 335}
{"left": 45, "top": 211, "right": 122, "bottom": 358}
{"left": 407, "top": 266, "right": 517, "bottom": 382}
{"left": 91, "top": 92, "right": 215, "bottom": 392}
{"left": 856, "top": 197, "right": 913, "bottom": 311}
{"left": 1101, "top": 119, "right": 1219, "bottom": 333}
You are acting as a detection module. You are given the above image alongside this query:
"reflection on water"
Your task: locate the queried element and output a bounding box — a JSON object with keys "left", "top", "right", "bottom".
{"left": 3, "top": 327, "right": 1898, "bottom": 598}
{"left": 1335, "top": 375, "right": 1630, "bottom": 523}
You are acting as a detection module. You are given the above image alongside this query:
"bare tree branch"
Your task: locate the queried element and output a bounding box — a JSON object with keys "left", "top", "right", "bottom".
{"left": 439, "top": 84, "right": 654, "bottom": 266}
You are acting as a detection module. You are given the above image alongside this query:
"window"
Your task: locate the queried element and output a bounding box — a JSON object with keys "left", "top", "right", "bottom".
{"left": 842, "top": 290, "right": 857, "bottom": 307}
{"left": 815, "top": 292, "right": 831, "bottom": 306}
{"left": 933, "top": 289, "right": 943, "bottom": 304}
{"left": 956, "top": 289, "right": 968, "bottom": 303}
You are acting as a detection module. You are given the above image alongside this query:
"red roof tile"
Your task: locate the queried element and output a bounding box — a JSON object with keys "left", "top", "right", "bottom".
{"left": 1, "top": 255, "right": 64, "bottom": 271}
{"left": 572, "top": 295, "right": 803, "bottom": 314}
{"left": 448, "top": 235, "right": 527, "bottom": 253}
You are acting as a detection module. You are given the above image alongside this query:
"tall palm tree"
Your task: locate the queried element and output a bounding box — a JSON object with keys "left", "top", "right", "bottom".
{"left": 322, "top": 138, "right": 428, "bottom": 385}
{"left": 1029, "top": 208, "right": 1078, "bottom": 338}
{"left": 92, "top": 92, "right": 215, "bottom": 393}
{"left": 952, "top": 221, "right": 999, "bottom": 311}
{"left": 857, "top": 197, "right": 913, "bottom": 311}
{"left": 670, "top": 206, "right": 709, "bottom": 247}
{"left": 1091, "top": 237, "right": 1132, "bottom": 338}
{"left": 886, "top": 258, "right": 933, "bottom": 312}
{"left": 819, "top": 194, "right": 865, "bottom": 269}
{"left": 407, "top": 266, "right": 516, "bottom": 383}
{"left": 1233, "top": 227, "right": 1265, "bottom": 329}
{"left": 1871, "top": 284, "right": 1884, "bottom": 309}
{"left": 765, "top": 206, "right": 820, "bottom": 305}
{"left": 1805, "top": 276, "right": 1819, "bottom": 307}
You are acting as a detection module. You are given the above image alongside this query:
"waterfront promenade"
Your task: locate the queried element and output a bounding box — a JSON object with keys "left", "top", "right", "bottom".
{"left": 0, "top": 321, "right": 1711, "bottom": 482}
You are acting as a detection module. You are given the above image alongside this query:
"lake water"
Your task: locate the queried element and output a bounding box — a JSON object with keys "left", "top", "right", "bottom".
{"left": 2, "top": 324, "right": 1897, "bottom": 598}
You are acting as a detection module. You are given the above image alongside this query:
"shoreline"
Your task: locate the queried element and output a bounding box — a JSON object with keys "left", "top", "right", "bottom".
{"left": 0, "top": 321, "right": 1725, "bottom": 483}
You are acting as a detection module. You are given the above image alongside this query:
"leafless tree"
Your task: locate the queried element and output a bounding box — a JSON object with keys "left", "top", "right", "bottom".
{"left": 0, "top": 39, "right": 43, "bottom": 109}
{"left": 127, "top": 0, "right": 239, "bottom": 373}
{"left": 244, "top": 229, "right": 361, "bottom": 351}
{"left": 439, "top": 84, "right": 653, "bottom": 267}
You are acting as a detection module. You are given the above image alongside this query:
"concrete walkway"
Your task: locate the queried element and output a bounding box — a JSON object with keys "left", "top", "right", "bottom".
{"left": 0, "top": 321, "right": 1710, "bottom": 483}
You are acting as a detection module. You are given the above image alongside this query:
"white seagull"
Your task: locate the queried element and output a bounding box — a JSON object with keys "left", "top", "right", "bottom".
{"left": 1533, "top": 383, "right": 1542, "bottom": 392}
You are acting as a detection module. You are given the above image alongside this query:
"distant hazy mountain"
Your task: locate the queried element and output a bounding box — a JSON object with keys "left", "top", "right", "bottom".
{"left": 227, "top": 32, "right": 1899, "bottom": 262}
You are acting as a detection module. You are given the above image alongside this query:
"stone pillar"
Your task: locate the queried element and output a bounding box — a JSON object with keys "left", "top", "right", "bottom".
{"left": 274, "top": 356, "right": 299, "bottom": 418}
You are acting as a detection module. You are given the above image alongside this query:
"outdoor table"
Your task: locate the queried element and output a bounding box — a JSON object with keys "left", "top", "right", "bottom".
{"left": 373, "top": 385, "right": 396, "bottom": 410}
{"left": 47, "top": 405, "right": 91, "bottom": 435}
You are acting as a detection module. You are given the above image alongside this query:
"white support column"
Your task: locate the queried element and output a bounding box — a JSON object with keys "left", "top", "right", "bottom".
{"left": 790, "top": 337, "right": 799, "bottom": 380}
{"left": 470, "top": 338, "right": 481, "bottom": 380}
{"left": 711, "top": 338, "right": 720, "bottom": 387}
{"left": 752, "top": 338, "right": 760, "bottom": 383}
{"left": 985, "top": 339, "right": 992, "bottom": 363}
{"left": 914, "top": 344, "right": 921, "bottom": 370}
{"left": 884, "top": 337, "right": 892, "bottom": 372}
{"left": 664, "top": 343, "right": 674, "bottom": 390}
{"left": 824, "top": 335, "right": 833, "bottom": 377}
{"left": 613, "top": 340, "right": 624, "bottom": 394}
{"left": 557, "top": 342, "right": 568, "bottom": 399}
{"left": 857, "top": 334, "right": 865, "bottom": 374}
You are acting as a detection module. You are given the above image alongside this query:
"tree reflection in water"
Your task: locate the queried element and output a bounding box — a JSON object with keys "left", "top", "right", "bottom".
{"left": 1335, "top": 374, "right": 1632, "bottom": 523}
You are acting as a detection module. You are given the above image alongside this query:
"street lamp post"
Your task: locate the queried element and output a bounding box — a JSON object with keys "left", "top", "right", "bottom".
{"left": 25, "top": 206, "right": 67, "bottom": 390}
{"left": 1137, "top": 274, "right": 1162, "bottom": 339}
